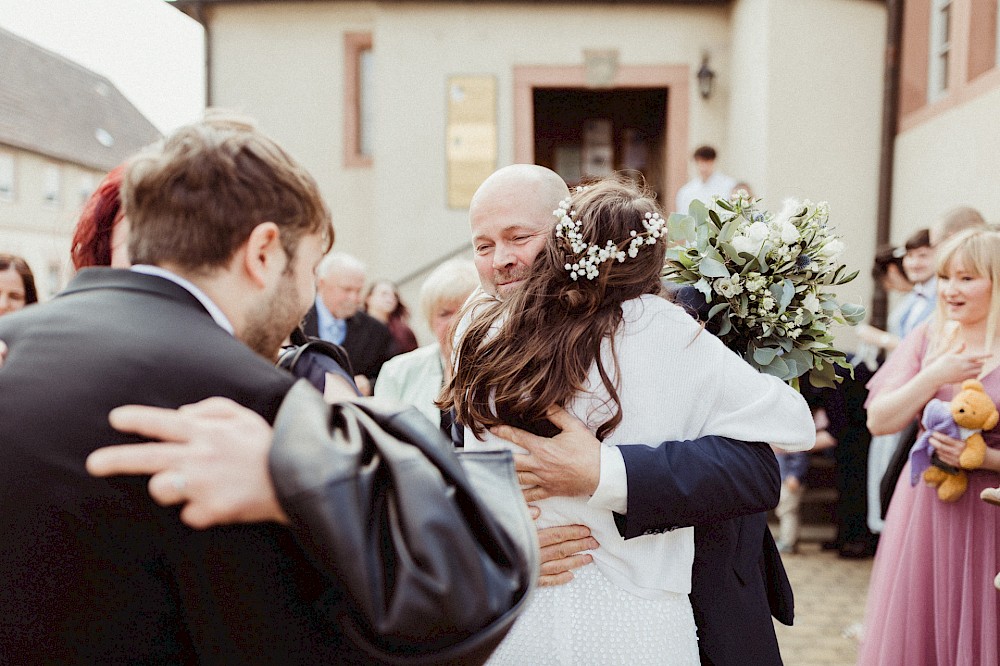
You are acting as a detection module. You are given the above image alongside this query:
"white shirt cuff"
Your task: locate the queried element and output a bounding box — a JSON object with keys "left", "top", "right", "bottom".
{"left": 588, "top": 446, "right": 628, "bottom": 514}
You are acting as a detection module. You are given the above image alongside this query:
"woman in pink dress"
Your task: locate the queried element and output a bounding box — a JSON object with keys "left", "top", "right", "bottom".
{"left": 859, "top": 228, "right": 1000, "bottom": 665}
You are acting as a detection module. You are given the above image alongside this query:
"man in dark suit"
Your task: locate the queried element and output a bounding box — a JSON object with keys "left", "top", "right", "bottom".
{"left": 0, "top": 116, "right": 360, "bottom": 663}
{"left": 302, "top": 251, "right": 394, "bottom": 394}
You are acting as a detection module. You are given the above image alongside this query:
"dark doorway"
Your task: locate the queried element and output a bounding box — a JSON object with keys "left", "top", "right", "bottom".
{"left": 533, "top": 88, "right": 668, "bottom": 198}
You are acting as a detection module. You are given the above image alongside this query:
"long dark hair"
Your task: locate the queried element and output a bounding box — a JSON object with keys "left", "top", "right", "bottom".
{"left": 0, "top": 253, "right": 38, "bottom": 305}
{"left": 442, "top": 175, "right": 666, "bottom": 440}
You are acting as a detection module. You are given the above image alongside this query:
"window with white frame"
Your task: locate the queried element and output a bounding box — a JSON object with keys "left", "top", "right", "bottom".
{"left": 0, "top": 152, "right": 14, "bottom": 201}
{"left": 43, "top": 164, "right": 61, "bottom": 207}
{"left": 929, "top": 0, "right": 952, "bottom": 100}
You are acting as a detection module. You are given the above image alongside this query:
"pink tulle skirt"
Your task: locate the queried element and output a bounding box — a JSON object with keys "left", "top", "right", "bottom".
{"left": 858, "top": 462, "right": 1000, "bottom": 665}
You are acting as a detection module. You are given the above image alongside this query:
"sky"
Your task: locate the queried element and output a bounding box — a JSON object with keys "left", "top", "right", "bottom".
{"left": 0, "top": 0, "right": 205, "bottom": 133}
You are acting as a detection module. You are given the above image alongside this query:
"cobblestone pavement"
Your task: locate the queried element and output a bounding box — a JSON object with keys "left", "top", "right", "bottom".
{"left": 773, "top": 541, "right": 873, "bottom": 666}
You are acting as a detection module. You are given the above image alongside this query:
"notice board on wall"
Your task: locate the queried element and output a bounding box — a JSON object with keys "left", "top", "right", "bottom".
{"left": 446, "top": 76, "right": 497, "bottom": 208}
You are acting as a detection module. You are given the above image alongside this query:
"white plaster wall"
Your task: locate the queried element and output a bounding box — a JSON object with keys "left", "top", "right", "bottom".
{"left": 371, "top": 2, "right": 731, "bottom": 283}
{"left": 209, "top": 2, "right": 378, "bottom": 264}
{"left": 204, "top": 0, "right": 887, "bottom": 350}
{"left": 892, "top": 85, "right": 1000, "bottom": 242}
{"left": 760, "top": 0, "right": 886, "bottom": 350}
{"left": 727, "top": 0, "right": 772, "bottom": 190}
{"left": 209, "top": 2, "right": 731, "bottom": 285}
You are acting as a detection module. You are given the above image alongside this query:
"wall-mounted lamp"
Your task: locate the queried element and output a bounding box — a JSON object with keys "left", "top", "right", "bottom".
{"left": 696, "top": 55, "right": 715, "bottom": 99}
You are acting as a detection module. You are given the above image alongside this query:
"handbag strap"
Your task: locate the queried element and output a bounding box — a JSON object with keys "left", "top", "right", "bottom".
{"left": 278, "top": 329, "right": 356, "bottom": 378}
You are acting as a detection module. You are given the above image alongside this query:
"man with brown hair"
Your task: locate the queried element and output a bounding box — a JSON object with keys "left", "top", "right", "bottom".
{"left": 0, "top": 114, "right": 353, "bottom": 663}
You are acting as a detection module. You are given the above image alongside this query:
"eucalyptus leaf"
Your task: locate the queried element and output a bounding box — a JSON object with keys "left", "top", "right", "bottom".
{"left": 778, "top": 279, "right": 794, "bottom": 312}
{"left": 836, "top": 269, "right": 860, "bottom": 285}
{"left": 708, "top": 302, "right": 729, "bottom": 320}
{"left": 699, "top": 257, "right": 730, "bottom": 278}
{"left": 761, "top": 356, "right": 790, "bottom": 379}
{"left": 840, "top": 302, "right": 866, "bottom": 324}
{"left": 689, "top": 199, "right": 709, "bottom": 227}
{"left": 781, "top": 358, "right": 800, "bottom": 380}
{"left": 753, "top": 347, "right": 779, "bottom": 365}
{"left": 718, "top": 217, "right": 740, "bottom": 245}
{"left": 719, "top": 242, "right": 747, "bottom": 266}
{"left": 708, "top": 209, "right": 724, "bottom": 230}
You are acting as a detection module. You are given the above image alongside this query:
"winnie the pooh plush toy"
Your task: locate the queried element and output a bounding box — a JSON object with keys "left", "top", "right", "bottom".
{"left": 910, "top": 379, "right": 999, "bottom": 502}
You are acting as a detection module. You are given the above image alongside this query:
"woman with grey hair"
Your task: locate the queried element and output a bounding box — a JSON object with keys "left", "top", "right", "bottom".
{"left": 374, "top": 258, "right": 479, "bottom": 434}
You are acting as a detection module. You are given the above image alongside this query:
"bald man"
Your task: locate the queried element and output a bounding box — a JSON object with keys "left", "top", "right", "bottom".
{"left": 463, "top": 164, "right": 792, "bottom": 665}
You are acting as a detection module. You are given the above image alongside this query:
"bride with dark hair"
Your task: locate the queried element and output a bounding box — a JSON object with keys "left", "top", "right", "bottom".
{"left": 442, "top": 175, "right": 814, "bottom": 664}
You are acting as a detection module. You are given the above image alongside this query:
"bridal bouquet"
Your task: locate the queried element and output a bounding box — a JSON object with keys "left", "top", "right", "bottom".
{"left": 663, "top": 192, "right": 865, "bottom": 389}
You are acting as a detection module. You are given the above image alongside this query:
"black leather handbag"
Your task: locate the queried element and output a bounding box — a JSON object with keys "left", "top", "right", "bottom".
{"left": 269, "top": 381, "right": 538, "bottom": 665}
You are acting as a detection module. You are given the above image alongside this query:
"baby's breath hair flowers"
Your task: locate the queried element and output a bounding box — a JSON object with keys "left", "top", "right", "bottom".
{"left": 554, "top": 197, "right": 665, "bottom": 281}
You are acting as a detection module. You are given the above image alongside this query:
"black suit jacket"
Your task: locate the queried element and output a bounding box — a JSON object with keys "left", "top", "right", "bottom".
{"left": 0, "top": 269, "right": 364, "bottom": 664}
{"left": 617, "top": 438, "right": 791, "bottom": 666}
{"left": 302, "top": 305, "right": 395, "bottom": 383}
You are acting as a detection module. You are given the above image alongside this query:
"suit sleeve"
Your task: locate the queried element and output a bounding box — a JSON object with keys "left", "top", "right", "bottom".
{"left": 613, "top": 437, "right": 780, "bottom": 539}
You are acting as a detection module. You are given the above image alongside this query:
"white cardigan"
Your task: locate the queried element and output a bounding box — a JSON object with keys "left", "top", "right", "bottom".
{"left": 374, "top": 343, "right": 444, "bottom": 426}
{"left": 462, "top": 294, "right": 814, "bottom": 598}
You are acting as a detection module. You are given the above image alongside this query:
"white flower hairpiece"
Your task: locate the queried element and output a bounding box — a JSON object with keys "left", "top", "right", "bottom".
{"left": 553, "top": 196, "right": 666, "bottom": 281}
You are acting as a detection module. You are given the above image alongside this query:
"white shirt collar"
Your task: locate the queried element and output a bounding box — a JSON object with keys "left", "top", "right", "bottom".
{"left": 130, "top": 264, "right": 235, "bottom": 335}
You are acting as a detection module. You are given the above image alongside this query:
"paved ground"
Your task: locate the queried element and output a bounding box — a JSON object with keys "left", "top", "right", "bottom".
{"left": 773, "top": 539, "right": 873, "bottom": 666}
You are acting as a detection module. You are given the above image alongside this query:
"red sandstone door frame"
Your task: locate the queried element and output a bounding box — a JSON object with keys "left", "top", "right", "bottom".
{"left": 513, "top": 64, "right": 690, "bottom": 206}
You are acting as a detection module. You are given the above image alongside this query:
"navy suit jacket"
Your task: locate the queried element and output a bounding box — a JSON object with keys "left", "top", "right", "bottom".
{"left": 617, "top": 438, "right": 791, "bottom": 666}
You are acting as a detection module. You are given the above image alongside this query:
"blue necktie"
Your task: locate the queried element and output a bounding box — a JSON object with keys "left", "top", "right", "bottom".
{"left": 325, "top": 318, "right": 346, "bottom": 345}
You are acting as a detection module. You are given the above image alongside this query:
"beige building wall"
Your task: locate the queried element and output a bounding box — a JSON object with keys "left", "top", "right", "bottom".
{"left": 728, "top": 0, "right": 886, "bottom": 349}
{"left": 204, "top": 0, "right": 886, "bottom": 346}
{"left": 727, "top": 0, "right": 772, "bottom": 191}
{"left": 0, "top": 145, "right": 103, "bottom": 299}
{"left": 373, "top": 2, "right": 733, "bottom": 281}
{"left": 892, "top": 84, "right": 1000, "bottom": 242}
{"left": 208, "top": 2, "right": 378, "bottom": 265}
{"left": 207, "top": 2, "right": 731, "bottom": 270}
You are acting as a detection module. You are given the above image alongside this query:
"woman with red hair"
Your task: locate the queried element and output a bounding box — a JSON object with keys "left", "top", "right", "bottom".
{"left": 70, "top": 165, "right": 129, "bottom": 269}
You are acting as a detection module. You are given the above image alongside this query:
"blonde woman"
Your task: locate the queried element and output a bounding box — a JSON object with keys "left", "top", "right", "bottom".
{"left": 860, "top": 228, "right": 1000, "bottom": 665}
{"left": 375, "top": 259, "right": 479, "bottom": 433}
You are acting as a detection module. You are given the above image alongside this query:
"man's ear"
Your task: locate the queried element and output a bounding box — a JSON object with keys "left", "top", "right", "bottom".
{"left": 242, "top": 222, "right": 284, "bottom": 289}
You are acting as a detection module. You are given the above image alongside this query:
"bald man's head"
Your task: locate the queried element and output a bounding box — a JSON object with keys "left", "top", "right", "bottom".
{"left": 469, "top": 165, "right": 570, "bottom": 297}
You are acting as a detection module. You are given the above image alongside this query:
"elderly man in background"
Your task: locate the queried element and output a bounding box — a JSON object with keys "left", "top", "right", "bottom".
{"left": 303, "top": 251, "right": 394, "bottom": 394}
